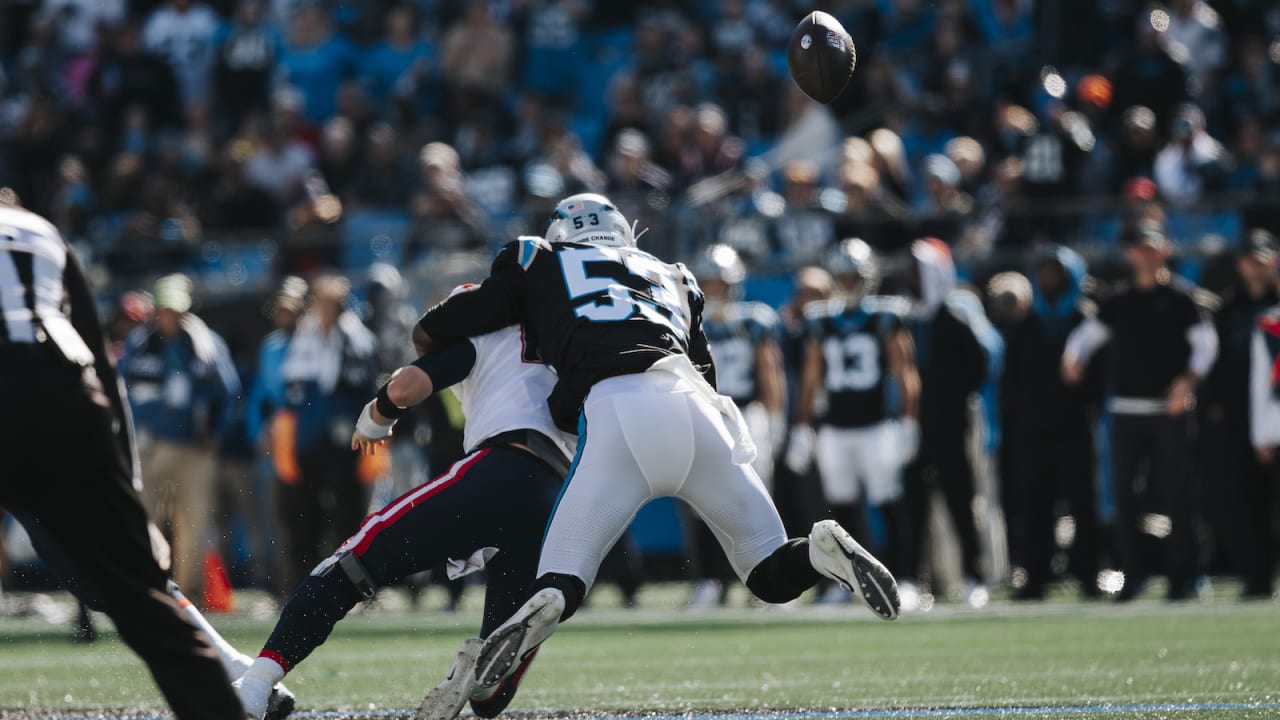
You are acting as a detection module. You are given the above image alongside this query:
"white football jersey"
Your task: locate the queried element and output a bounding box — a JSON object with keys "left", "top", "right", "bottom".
{"left": 455, "top": 325, "right": 576, "bottom": 460}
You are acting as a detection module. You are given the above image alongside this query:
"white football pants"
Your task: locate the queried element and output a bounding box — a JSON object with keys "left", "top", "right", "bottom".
{"left": 815, "top": 421, "right": 905, "bottom": 506}
{"left": 537, "top": 370, "right": 788, "bottom": 589}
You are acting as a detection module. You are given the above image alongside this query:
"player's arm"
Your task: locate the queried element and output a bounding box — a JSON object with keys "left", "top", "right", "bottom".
{"left": 885, "top": 326, "right": 920, "bottom": 420}
{"left": 785, "top": 335, "right": 824, "bottom": 474}
{"left": 414, "top": 246, "right": 526, "bottom": 355}
{"left": 682, "top": 266, "right": 718, "bottom": 388}
{"left": 1062, "top": 309, "right": 1111, "bottom": 385}
{"left": 352, "top": 340, "right": 478, "bottom": 454}
{"left": 1168, "top": 306, "right": 1218, "bottom": 416}
{"left": 756, "top": 338, "right": 786, "bottom": 416}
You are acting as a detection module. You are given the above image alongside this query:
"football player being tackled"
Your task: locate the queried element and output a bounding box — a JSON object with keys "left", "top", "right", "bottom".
{"left": 233, "top": 282, "right": 578, "bottom": 720}
{"left": 414, "top": 194, "right": 901, "bottom": 720}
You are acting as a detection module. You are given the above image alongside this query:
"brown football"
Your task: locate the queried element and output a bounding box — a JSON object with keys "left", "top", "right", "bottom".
{"left": 786, "top": 11, "right": 856, "bottom": 104}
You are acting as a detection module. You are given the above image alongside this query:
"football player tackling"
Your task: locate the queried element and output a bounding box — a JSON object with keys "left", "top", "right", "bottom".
{"left": 414, "top": 194, "right": 901, "bottom": 719}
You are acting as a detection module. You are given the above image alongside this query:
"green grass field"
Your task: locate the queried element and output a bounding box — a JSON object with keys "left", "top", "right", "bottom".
{"left": 0, "top": 587, "right": 1276, "bottom": 719}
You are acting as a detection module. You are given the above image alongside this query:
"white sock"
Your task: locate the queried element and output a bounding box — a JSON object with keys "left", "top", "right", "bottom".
{"left": 246, "top": 655, "right": 287, "bottom": 686}
{"left": 166, "top": 580, "right": 252, "bottom": 678}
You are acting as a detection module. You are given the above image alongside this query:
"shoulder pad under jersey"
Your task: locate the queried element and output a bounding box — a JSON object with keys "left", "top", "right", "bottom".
{"left": 511, "top": 235, "right": 552, "bottom": 271}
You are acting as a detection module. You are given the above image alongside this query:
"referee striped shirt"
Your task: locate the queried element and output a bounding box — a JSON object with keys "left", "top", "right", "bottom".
{"left": 0, "top": 204, "right": 94, "bottom": 365}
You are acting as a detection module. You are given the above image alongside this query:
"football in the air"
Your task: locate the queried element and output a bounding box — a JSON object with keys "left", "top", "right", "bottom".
{"left": 786, "top": 11, "right": 856, "bottom": 104}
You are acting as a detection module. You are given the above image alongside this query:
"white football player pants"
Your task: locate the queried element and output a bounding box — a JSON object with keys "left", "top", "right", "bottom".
{"left": 815, "top": 421, "right": 905, "bottom": 505}
{"left": 538, "top": 369, "right": 787, "bottom": 590}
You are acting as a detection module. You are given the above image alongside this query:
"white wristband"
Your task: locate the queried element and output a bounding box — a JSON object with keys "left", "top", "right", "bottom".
{"left": 355, "top": 401, "right": 394, "bottom": 440}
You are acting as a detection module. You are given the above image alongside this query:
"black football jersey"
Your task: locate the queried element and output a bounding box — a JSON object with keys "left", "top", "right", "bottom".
{"left": 703, "top": 302, "right": 779, "bottom": 407}
{"left": 1097, "top": 279, "right": 1207, "bottom": 400}
{"left": 417, "top": 237, "right": 713, "bottom": 432}
{"left": 804, "top": 295, "right": 908, "bottom": 429}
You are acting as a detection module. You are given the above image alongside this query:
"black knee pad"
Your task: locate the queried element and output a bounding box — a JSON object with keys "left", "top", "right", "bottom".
{"left": 530, "top": 573, "right": 587, "bottom": 622}
{"left": 315, "top": 551, "right": 378, "bottom": 599}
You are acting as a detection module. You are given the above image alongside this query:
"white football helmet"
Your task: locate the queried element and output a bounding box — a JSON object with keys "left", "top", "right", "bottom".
{"left": 545, "top": 193, "right": 635, "bottom": 248}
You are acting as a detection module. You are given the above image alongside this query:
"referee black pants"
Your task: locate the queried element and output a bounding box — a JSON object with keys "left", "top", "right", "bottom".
{"left": 1110, "top": 412, "right": 1198, "bottom": 597}
{"left": 0, "top": 361, "right": 241, "bottom": 719}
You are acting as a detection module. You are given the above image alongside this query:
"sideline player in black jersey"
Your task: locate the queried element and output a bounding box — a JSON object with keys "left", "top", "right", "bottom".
{"left": 1063, "top": 223, "right": 1218, "bottom": 601}
{"left": 788, "top": 239, "right": 921, "bottom": 603}
{"left": 0, "top": 192, "right": 244, "bottom": 719}
{"left": 684, "top": 244, "right": 786, "bottom": 607}
{"left": 414, "top": 194, "right": 901, "bottom": 720}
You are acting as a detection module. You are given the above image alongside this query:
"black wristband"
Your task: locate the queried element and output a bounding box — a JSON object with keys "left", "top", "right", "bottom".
{"left": 375, "top": 384, "right": 408, "bottom": 420}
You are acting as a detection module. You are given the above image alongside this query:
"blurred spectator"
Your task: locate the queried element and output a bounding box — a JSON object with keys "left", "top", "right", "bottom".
{"left": 213, "top": 0, "right": 282, "bottom": 130}
{"left": 917, "top": 153, "right": 974, "bottom": 244}
{"left": 349, "top": 122, "right": 413, "bottom": 209}
{"left": 605, "top": 129, "right": 673, "bottom": 257}
{"left": 143, "top": 0, "right": 220, "bottom": 110}
{"left": 363, "top": 4, "right": 435, "bottom": 121}
{"left": 278, "top": 4, "right": 359, "bottom": 124}
{"left": 202, "top": 144, "right": 279, "bottom": 230}
{"left": 274, "top": 274, "right": 376, "bottom": 591}
{"left": 245, "top": 275, "right": 307, "bottom": 596}
{"left": 1035, "top": 0, "right": 1104, "bottom": 73}
{"left": 120, "top": 274, "right": 240, "bottom": 603}
{"left": 409, "top": 141, "right": 485, "bottom": 253}
{"left": 441, "top": 1, "right": 512, "bottom": 102}
{"left": 1154, "top": 103, "right": 1230, "bottom": 204}
{"left": 1201, "top": 230, "right": 1279, "bottom": 599}
{"left": 522, "top": 0, "right": 584, "bottom": 98}
{"left": 985, "top": 270, "right": 1032, "bottom": 582}
{"left": 317, "top": 116, "right": 358, "bottom": 197}
{"left": 1110, "top": 106, "right": 1161, "bottom": 193}
{"left": 50, "top": 154, "right": 97, "bottom": 243}
{"left": 945, "top": 136, "right": 986, "bottom": 197}
{"left": 773, "top": 159, "right": 834, "bottom": 265}
{"left": 244, "top": 118, "right": 315, "bottom": 203}
{"left": 600, "top": 74, "right": 654, "bottom": 160}
{"left": 1063, "top": 222, "right": 1218, "bottom": 602}
{"left": 675, "top": 103, "right": 743, "bottom": 188}
{"left": 1163, "top": 0, "right": 1227, "bottom": 90}
{"left": 87, "top": 22, "right": 182, "bottom": 136}
{"left": 41, "top": 0, "right": 126, "bottom": 54}
{"left": 1004, "top": 247, "right": 1102, "bottom": 600}
{"left": 715, "top": 43, "right": 784, "bottom": 152}
{"left": 902, "top": 239, "right": 990, "bottom": 608}
{"left": 1111, "top": 13, "right": 1189, "bottom": 129}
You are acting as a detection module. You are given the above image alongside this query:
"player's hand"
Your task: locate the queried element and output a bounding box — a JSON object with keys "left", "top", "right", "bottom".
{"left": 1061, "top": 358, "right": 1085, "bottom": 385}
{"left": 352, "top": 400, "right": 394, "bottom": 454}
{"left": 1165, "top": 375, "right": 1197, "bottom": 416}
{"left": 785, "top": 425, "right": 815, "bottom": 475}
{"left": 1258, "top": 446, "right": 1276, "bottom": 465}
{"left": 351, "top": 430, "right": 390, "bottom": 455}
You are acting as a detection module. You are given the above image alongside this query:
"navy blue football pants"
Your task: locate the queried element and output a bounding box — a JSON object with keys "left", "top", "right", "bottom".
{"left": 258, "top": 445, "right": 562, "bottom": 672}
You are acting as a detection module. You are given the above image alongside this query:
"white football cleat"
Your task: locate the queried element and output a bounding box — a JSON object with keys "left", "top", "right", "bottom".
{"left": 414, "top": 637, "right": 483, "bottom": 720}
{"left": 233, "top": 674, "right": 272, "bottom": 720}
{"left": 686, "top": 579, "right": 724, "bottom": 610}
{"left": 808, "top": 520, "right": 900, "bottom": 620}
{"left": 962, "top": 580, "right": 990, "bottom": 609}
{"left": 475, "top": 588, "right": 565, "bottom": 689}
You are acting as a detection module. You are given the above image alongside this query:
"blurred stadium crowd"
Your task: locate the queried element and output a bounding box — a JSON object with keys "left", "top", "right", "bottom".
{"left": 2, "top": 0, "right": 1280, "bottom": 614}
